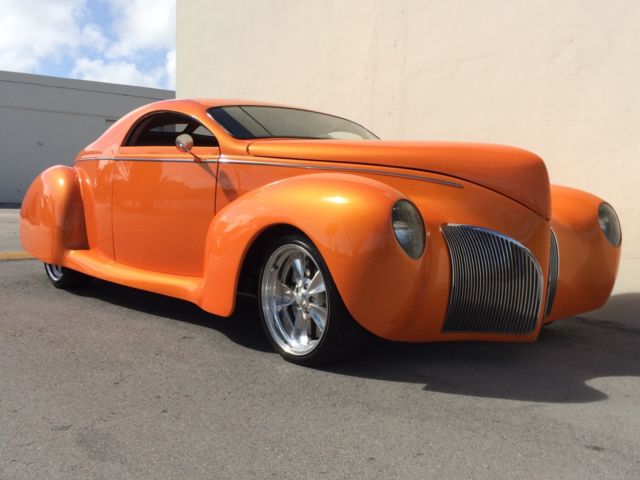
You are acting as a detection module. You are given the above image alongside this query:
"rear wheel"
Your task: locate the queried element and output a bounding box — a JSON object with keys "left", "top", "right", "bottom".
{"left": 258, "top": 235, "right": 367, "bottom": 366}
{"left": 44, "top": 263, "right": 90, "bottom": 289}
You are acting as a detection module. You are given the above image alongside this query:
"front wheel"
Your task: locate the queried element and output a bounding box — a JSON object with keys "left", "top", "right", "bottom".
{"left": 44, "top": 263, "right": 90, "bottom": 289}
{"left": 258, "top": 235, "right": 367, "bottom": 366}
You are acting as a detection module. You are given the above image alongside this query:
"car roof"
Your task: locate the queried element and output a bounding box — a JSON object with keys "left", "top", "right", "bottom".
{"left": 147, "top": 98, "right": 295, "bottom": 110}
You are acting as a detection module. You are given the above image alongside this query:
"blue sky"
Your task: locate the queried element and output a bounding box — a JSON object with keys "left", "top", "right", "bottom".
{"left": 0, "top": 0, "right": 175, "bottom": 90}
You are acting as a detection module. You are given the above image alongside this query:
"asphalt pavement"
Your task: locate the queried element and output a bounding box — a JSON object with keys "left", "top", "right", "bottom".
{"left": 1, "top": 209, "right": 639, "bottom": 479}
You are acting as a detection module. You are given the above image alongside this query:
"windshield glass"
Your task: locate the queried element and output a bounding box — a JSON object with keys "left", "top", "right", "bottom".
{"left": 208, "top": 106, "right": 378, "bottom": 140}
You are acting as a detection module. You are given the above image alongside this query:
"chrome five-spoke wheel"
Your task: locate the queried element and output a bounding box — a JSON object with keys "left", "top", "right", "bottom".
{"left": 258, "top": 234, "right": 367, "bottom": 366}
{"left": 43, "top": 263, "right": 90, "bottom": 289}
{"left": 44, "top": 263, "right": 64, "bottom": 282}
{"left": 261, "top": 243, "right": 328, "bottom": 356}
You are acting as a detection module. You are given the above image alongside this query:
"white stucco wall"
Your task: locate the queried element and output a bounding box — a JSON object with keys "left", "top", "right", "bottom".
{"left": 0, "top": 71, "right": 173, "bottom": 204}
{"left": 177, "top": 0, "right": 639, "bottom": 293}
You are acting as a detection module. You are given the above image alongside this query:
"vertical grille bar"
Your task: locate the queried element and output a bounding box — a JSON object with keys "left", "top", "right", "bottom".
{"left": 546, "top": 229, "right": 559, "bottom": 316}
{"left": 441, "top": 225, "right": 544, "bottom": 334}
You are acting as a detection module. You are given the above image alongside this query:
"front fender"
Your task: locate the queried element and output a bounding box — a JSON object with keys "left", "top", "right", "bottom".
{"left": 546, "top": 185, "right": 621, "bottom": 322}
{"left": 197, "top": 173, "right": 424, "bottom": 336}
{"left": 20, "top": 166, "right": 88, "bottom": 263}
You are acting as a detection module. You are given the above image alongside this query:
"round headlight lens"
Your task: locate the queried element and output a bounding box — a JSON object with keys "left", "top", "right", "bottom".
{"left": 598, "top": 202, "right": 621, "bottom": 247}
{"left": 391, "top": 200, "right": 425, "bottom": 259}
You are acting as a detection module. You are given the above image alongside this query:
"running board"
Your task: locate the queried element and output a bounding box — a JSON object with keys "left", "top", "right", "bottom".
{"left": 64, "top": 250, "right": 203, "bottom": 304}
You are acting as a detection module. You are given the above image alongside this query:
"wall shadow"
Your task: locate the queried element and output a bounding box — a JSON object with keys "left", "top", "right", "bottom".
{"left": 75, "top": 281, "right": 640, "bottom": 404}
{"left": 583, "top": 291, "right": 640, "bottom": 329}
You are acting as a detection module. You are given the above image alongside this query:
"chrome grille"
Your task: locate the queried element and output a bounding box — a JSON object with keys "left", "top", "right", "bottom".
{"left": 441, "top": 225, "right": 543, "bottom": 334}
{"left": 546, "top": 229, "right": 559, "bottom": 316}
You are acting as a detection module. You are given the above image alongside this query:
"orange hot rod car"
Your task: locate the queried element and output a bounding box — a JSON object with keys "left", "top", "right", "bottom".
{"left": 20, "top": 99, "right": 621, "bottom": 365}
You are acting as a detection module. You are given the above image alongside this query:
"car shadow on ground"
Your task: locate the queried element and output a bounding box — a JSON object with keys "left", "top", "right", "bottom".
{"left": 75, "top": 280, "right": 640, "bottom": 404}
{"left": 326, "top": 292, "right": 640, "bottom": 403}
{"left": 74, "top": 279, "right": 273, "bottom": 353}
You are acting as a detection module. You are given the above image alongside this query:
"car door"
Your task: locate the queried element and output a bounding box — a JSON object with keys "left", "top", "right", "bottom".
{"left": 112, "top": 111, "right": 220, "bottom": 276}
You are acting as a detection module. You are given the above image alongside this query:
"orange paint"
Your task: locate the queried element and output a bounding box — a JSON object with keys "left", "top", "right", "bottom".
{"left": 19, "top": 99, "right": 621, "bottom": 342}
{"left": 545, "top": 186, "right": 620, "bottom": 322}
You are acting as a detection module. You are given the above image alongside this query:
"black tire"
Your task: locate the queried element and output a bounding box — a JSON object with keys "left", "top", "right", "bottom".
{"left": 44, "top": 263, "right": 91, "bottom": 289}
{"left": 257, "top": 234, "right": 368, "bottom": 366}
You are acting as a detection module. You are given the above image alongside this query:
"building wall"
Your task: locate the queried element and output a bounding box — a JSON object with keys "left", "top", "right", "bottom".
{"left": 0, "top": 71, "right": 173, "bottom": 205}
{"left": 177, "top": 0, "right": 639, "bottom": 293}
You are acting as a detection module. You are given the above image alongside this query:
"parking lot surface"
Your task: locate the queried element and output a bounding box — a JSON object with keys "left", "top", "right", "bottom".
{"left": 1, "top": 212, "right": 639, "bottom": 479}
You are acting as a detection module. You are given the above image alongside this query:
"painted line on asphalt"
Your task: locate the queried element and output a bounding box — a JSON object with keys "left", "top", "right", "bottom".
{"left": 0, "top": 251, "right": 34, "bottom": 261}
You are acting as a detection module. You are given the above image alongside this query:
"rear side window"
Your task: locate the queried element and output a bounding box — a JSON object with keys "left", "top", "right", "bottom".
{"left": 125, "top": 111, "right": 218, "bottom": 147}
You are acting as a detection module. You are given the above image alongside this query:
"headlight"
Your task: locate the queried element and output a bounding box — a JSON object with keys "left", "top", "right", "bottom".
{"left": 598, "top": 202, "right": 621, "bottom": 247}
{"left": 391, "top": 200, "right": 425, "bottom": 259}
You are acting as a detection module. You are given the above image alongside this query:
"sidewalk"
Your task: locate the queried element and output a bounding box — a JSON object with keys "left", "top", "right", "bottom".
{"left": 0, "top": 209, "right": 25, "bottom": 255}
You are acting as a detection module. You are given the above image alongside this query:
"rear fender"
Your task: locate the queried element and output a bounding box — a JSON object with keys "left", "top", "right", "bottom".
{"left": 546, "top": 185, "right": 621, "bottom": 321}
{"left": 20, "top": 166, "right": 88, "bottom": 264}
{"left": 197, "top": 173, "right": 423, "bottom": 335}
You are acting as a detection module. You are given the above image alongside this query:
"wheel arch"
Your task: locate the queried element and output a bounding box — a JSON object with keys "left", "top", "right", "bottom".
{"left": 237, "top": 223, "right": 307, "bottom": 295}
{"left": 20, "top": 165, "right": 88, "bottom": 263}
{"left": 196, "top": 172, "right": 421, "bottom": 330}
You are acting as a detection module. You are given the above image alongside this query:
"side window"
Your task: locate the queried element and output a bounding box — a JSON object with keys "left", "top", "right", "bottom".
{"left": 125, "top": 111, "right": 218, "bottom": 147}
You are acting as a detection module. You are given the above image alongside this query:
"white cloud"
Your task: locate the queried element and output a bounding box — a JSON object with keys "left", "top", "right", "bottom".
{"left": 105, "top": 0, "right": 175, "bottom": 59}
{"left": 0, "top": 0, "right": 85, "bottom": 72}
{"left": 80, "top": 23, "right": 108, "bottom": 52}
{"left": 0, "top": 0, "right": 175, "bottom": 90}
{"left": 71, "top": 57, "right": 165, "bottom": 88}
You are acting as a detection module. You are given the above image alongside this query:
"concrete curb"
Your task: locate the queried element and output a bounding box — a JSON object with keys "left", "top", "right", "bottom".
{"left": 0, "top": 251, "right": 34, "bottom": 261}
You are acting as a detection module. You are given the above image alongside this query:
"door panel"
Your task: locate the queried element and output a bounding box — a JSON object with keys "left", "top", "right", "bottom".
{"left": 112, "top": 146, "right": 219, "bottom": 276}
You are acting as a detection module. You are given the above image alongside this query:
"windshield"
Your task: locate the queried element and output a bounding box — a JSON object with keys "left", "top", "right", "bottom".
{"left": 208, "top": 105, "right": 378, "bottom": 140}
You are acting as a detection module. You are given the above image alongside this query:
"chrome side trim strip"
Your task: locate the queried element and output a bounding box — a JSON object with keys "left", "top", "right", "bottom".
{"left": 218, "top": 157, "right": 462, "bottom": 188}
{"left": 74, "top": 155, "right": 463, "bottom": 188}
{"left": 75, "top": 156, "right": 218, "bottom": 163}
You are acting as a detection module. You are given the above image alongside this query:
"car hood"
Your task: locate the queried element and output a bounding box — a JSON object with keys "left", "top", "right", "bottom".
{"left": 247, "top": 139, "right": 551, "bottom": 218}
